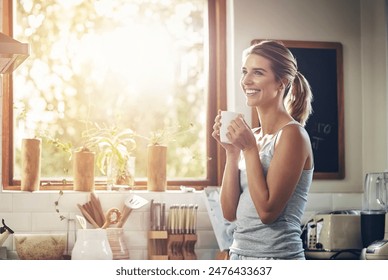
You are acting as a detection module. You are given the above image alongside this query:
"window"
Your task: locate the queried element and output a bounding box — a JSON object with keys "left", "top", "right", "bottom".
{"left": 2, "top": 0, "right": 226, "bottom": 190}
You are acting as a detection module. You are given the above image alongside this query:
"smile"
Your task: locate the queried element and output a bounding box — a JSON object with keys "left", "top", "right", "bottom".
{"left": 245, "top": 89, "right": 261, "bottom": 96}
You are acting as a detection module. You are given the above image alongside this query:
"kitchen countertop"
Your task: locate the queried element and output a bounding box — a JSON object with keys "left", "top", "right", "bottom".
{"left": 305, "top": 249, "right": 361, "bottom": 260}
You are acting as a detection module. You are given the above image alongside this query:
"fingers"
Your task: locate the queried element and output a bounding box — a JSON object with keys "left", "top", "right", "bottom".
{"left": 212, "top": 111, "right": 251, "bottom": 151}
{"left": 212, "top": 111, "right": 222, "bottom": 142}
{"left": 212, "top": 113, "right": 221, "bottom": 134}
{"left": 226, "top": 115, "right": 256, "bottom": 150}
{"left": 211, "top": 129, "right": 220, "bottom": 141}
{"left": 228, "top": 115, "right": 246, "bottom": 135}
{"left": 231, "top": 114, "right": 246, "bottom": 128}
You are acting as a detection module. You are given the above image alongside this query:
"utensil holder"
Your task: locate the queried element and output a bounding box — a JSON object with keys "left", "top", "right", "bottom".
{"left": 148, "top": 231, "right": 168, "bottom": 260}
{"left": 107, "top": 228, "right": 129, "bottom": 260}
{"left": 167, "top": 234, "right": 197, "bottom": 260}
{"left": 182, "top": 234, "right": 197, "bottom": 260}
{"left": 167, "top": 234, "right": 184, "bottom": 260}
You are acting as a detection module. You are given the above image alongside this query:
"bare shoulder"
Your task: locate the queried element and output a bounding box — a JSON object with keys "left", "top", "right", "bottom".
{"left": 275, "top": 123, "right": 312, "bottom": 152}
{"left": 279, "top": 123, "right": 309, "bottom": 140}
{"left": 276, "top": 123, "right": 313, "bottom": 169}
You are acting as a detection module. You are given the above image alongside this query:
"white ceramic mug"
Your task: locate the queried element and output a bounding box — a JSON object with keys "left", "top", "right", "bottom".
{"left": 220, "top": 111, "right": 240, "bottom": 144}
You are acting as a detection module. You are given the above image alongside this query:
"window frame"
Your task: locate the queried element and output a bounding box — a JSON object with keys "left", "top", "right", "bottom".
{"left": 1, "top": 0, "right": 226, "bottom": 191}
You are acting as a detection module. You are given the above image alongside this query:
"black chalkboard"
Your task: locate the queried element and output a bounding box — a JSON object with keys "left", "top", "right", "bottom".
{"left": 251, "top": 40, "right": 344, "bottom": 179}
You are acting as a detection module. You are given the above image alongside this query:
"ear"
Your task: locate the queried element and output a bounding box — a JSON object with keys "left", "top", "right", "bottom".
{"left": 278, "top": 78, "right": 289, "bottom": 91}
{"left": 277, "top": 81, "right": 285, "bottom": 91}
{"left": 281, "top": 78, "right": 289, "bottom": 87}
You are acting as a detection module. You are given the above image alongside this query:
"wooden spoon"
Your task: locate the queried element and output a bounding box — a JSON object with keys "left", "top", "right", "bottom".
{"left": 102, "top": 208, "right": 121, "bottom": 229}
{"left": 77, "top": 203, "right": 99, "bottom": 228}
{"left": 90, "top": 193, "right": 105, "bottom": 227}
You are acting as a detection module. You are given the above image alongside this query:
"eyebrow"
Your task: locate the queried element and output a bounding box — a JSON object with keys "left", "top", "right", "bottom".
{"left": 242, "top": 67, "right": 268, "bottom": 72}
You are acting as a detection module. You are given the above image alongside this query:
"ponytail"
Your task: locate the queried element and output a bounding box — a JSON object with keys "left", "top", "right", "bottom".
{"left": 285, "top": 71, "right": 313, "bottom": 127}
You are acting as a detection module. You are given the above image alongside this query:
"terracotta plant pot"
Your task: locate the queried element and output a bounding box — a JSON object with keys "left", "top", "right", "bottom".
{"left": 73, "top": 148, "right": 95, "bottom": 192}
{"left": 147, "top": 145, "right": 167, "bottom": 191}
{"left": 21, "top": 138, "right": 41, "bottom": 192}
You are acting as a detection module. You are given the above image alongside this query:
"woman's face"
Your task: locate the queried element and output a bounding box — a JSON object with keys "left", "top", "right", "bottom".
{"left": 240, "top": 53, "right": 282, "bottom": 107}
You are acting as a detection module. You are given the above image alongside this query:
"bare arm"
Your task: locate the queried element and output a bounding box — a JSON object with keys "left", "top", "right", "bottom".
{"left": 219, "top": 152, "right": 241, "bottom": 221}
{"left": 212, "top": 112, "right": 242, "bottom": 221}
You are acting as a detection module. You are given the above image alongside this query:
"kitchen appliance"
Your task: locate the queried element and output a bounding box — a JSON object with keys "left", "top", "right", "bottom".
{"left": 365, "top": 212, "right": 388, "bottom": 259}
{"left": 361, "top": 172, "right": 387, "bottom": 247}
{"left": 0, "top": 219, "right": 14, "bottom": 246}
{"left": 303, "top": 211, "right": 363, "bottom": 260}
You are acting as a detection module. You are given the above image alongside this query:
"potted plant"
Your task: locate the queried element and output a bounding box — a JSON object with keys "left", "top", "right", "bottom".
{"left": 137, "top": 124, "right": 193, "bottom": 192}
{"left": 42, "top": 133, "right": 95, "bottom": 192}
{"left": 83, "top": 123, "right": 136, "bottom": 190}
{"left": 40, "top": 135, "right": 74, "bottom": 188}
{"left": 73, "top": 146, "right": 95, "bottom": 192}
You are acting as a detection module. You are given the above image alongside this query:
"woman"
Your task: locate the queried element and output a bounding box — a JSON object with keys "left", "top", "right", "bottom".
{"left": 212, "top": 40, "right": 314, "bottom": 260}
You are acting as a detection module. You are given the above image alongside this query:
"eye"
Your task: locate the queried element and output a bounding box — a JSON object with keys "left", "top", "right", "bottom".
{"left": 254, "top": 70, "right": 263, "bottom": 75}
{"left": 241, "top": 68, "right": 247, "bottom": 75}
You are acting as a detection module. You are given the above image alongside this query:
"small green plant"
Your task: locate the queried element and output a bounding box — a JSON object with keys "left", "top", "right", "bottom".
{"left": 54, "top": 190, "right": 67, "bottom": 221}
{"left": 82, "top": 123, "right": 136, "bottom": 185}
{"left": 37, "top": 133, "right": 73, "bottom": 176}
{"left": 38, "top": 122, "right": 137, "bottom": 187}
{"left": 45, "top": 136, "right": 73, "bottom": 160}
{"left": 136, "top": 123, "right": 194, "bottom": 146}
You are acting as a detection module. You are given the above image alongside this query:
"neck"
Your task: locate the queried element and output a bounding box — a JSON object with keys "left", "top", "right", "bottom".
{"left": 256, "top": 106, "right": 292, "bottom": 135}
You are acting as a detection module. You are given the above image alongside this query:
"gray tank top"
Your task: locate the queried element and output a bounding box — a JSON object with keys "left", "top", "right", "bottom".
{"left": 229, "top": 121, "right": 313, "bottom": 259}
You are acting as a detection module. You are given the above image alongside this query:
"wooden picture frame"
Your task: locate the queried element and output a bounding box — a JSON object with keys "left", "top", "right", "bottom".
{"left": 250, "top": 40, "right": 344, "bottom": 180}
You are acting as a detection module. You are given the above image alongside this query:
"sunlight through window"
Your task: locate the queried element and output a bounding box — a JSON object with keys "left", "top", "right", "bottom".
{"left": 12, "top": 0, "right": 208, "bottom": 183}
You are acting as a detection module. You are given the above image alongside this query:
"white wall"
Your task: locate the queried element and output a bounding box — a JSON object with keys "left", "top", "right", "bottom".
{"left": 361, "top": 0, "right": 388, "bottom": 174}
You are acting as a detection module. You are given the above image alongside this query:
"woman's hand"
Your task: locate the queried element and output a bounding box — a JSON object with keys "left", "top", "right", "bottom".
{"left": 212, "top": 111, "right": 257, "bottom": 154}
{"left": 227, "top": 116, "right": 257, "bottom": 152}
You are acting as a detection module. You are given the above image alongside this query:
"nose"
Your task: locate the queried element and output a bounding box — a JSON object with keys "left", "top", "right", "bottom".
{"left": 241, "top": 72, "right": 253, "bottom": 87}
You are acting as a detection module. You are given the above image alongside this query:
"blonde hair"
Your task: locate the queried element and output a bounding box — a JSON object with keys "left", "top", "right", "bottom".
{"left": 244, "top": 40, "right": 313, "bottom": 127}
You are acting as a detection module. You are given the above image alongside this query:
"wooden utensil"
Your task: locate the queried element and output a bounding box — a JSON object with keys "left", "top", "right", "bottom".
{"left": 117, "top": 194, "right": 149, "bottom": 228}
{"left": 89, "top": 193, "right": 105, "bottom": 227}
{"left": 102, "top": 207, "right": 121, "bottom": 229}
{"left": 77, "top": 203, "right": 99, "bottom": 228}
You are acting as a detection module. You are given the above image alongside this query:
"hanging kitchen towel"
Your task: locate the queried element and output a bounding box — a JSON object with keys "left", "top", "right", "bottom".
{"left": 204, "top": 187, "right": 236, "bottom": 251}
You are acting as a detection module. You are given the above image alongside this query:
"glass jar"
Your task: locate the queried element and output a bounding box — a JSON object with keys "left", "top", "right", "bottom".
{"left": 107, "top": 156, "right": 135, "bottom": 190}
{"left": 71, "top": 229, "right": 112, "bottom": 260}
{"left": 106, "top": 228, "right": 129, "bottom": 260}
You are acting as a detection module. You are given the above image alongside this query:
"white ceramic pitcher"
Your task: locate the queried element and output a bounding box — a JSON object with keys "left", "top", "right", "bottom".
{"left": 71, "top": 229, "right": 112, "bottom": 260}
